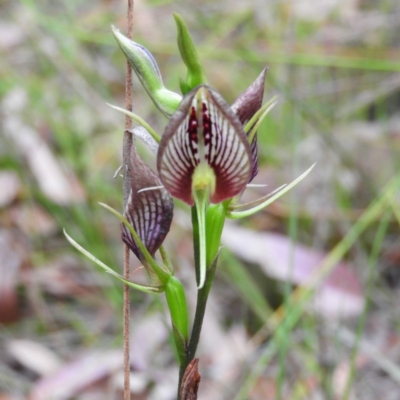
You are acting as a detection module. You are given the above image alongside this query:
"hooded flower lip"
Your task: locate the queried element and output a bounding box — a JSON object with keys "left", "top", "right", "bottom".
{"left": 157, "top": 84, "right": 253, "bottom": 206}
{"left": 121, "top": 146, "right": 174, "bottom": 263}
{"left": 231, "top": 67, "right": 267, "bottom": 182}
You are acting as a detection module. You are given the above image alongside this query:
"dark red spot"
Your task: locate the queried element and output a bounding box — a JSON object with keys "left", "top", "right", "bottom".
{"left": 202, "top": 102, "right": 212, "bottom": 147}
{"left": 188, "top": 107, "right": 198, "bottom": 143}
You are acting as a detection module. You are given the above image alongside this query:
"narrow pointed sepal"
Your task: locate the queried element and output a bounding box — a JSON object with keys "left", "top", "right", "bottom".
{"left": 122, "top": 147, "right": 174, "bottom": 264}
{"left": 231, "top": 68, "right": 267, "bottom": 182}
{"left": 157, "top": 85, "right": 253, "bottom": 206}
{"left": 227, "top": 164, "right": 316, "bottom": 219}
{"left": 63, "top": 229, "right": 163, "bottom": 294}
{"left": 107, "top": 103, "right": 161, "bottom": 144}
{"left": 231, "top": 68, "right": 267, "bottom": 125}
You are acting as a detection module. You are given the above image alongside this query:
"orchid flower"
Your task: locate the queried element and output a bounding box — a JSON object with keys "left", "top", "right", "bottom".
{"left": 65, "top": 141, "right": 189, "bottom": 363}
{"left": 121, "top": 145, "right": 174, "bottom": 283}
{"left": 66, "top": 14, "right": 315, "bottom": 392}
{"left": 109, "top": 33, "right": 313, "bottom": 288}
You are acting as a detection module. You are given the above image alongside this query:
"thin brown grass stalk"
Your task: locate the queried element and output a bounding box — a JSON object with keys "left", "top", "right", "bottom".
{"left": 123, "top": 1, "right": 134, "bottom": 399}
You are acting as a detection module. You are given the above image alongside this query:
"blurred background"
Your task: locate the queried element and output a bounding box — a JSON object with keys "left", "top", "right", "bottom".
{"left": 1, "top": 0, "right": 400, "bottom": 399}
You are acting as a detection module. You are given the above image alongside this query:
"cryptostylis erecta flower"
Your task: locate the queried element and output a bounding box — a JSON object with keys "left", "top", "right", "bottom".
{"left": 65, "top": 141, "right": 189, "bottom": 362}
{"left": 121, "top": 145, "right": 174, "bottom": 281}
{"left": 157, "top": 85, "right": 254, "bottom": 288}
{"left": 157, "top": 85, "right": 253, "bottom": 205}
{"left": 65, "top": 14, "right": 316, "bottom": 393}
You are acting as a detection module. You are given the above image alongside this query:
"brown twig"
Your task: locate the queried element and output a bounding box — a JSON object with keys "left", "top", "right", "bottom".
{"left": 123, "top": 245, "right": 131, "bottom": 400}
{"left": 123, "top": 1, "right": 134, "bottom": 400}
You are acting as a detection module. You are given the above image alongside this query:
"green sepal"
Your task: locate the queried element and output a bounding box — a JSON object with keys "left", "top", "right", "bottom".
{"left": 173, "top": 13, "right": 207, "bottom": 93}
{"left": 244, "top": 95, "right": 278, "bottom": 142}
{"left": 98, "top": 202, "right": 171, "bottom": 285}
{"left": 193, "top": 189, "right": 209, "bottom": 289}
{"left": 107, "top": 103, "right": 161, "bottom": 143}
{"left": 205, "top": 203, "right": 226, "bottom": 266}
{"left": 165, "top": 276, "right": 189, "bottom": 364}
{"left": 112, "top": 25, "right": 182, "bottom": 116}
{"left": 227, "top": 164, "right": 316, "bottom": 219}
{"left": 64, "top": 229, "right": 163, "bottom": 294}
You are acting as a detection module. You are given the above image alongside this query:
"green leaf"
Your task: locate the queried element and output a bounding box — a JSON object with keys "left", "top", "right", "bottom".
{"left": 64, "top": 229, "right": 162, "bottom": 294}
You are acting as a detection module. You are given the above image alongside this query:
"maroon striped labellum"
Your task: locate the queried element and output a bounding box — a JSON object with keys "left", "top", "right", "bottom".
{"left": 157, "top": 85, "right": 253, "bottom": 288}
{"left": 157, "top": 85, "right": 253, "bottom": 206}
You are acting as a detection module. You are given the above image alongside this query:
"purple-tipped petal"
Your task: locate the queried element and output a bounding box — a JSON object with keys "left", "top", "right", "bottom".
{"left": 231, "top": 68, "right": 267, "bottom": 182}
{"left": 157, "top": 85, "right": 253, "bottom": 205}
{"left": 121, "top": 147, "right": 173, "bottom": 261}
{"left": 231, "top": 68, "right": 267, "bottom": 124}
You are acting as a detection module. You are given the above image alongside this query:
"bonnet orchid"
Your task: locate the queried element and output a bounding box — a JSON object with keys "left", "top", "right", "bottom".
{"left": 66, "top": 14, "right": 315, "bottom": 396}
{"left": 157, "top": 84, "right": 253, "bottom": 288}
{"left": 65, "top": 138, "right": 190, "bottom": 363}
{"left": 111, "top": 22, "right": 313, "bottom": 289}
{"left": 121, "top": 145, "right": 174, "bottom": 283}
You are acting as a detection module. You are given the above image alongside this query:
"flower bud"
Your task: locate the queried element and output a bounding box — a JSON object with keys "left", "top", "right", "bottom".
{"left": 121, "top": 146, "right": 174, "bottom": 281}
{"left": 112, "top": 25, "right": 182, "bottom": 116}
{"left": 174, "top": 13, "right": 207, "bottom": 94}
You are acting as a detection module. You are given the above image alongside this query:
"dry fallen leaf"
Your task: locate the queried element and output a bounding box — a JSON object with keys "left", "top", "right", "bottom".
{"left": 0, "top": 171, "right": 22, "bottom": 207}
{"left": 222, "top": 224, "right": 364, "bottom": 318}
{"left": 9, "top": 204, "right": 57, "bottom": 237}
{"left": 0, "top": 229, "right": 26, "bottom": 324}
{"left": 2, "top": 89, "right": 86, "bottom": 205}
{"left": 7, "top": 339, "right": 62, "bottom": 377}
{"left": 30, "top": 350, "right": 122, "bottom": 400}
{"left": 26, "top": 255, "right": 102, "bottom": 298}
{"left": 130, "top": 315, "right": 168, "bottom": 371}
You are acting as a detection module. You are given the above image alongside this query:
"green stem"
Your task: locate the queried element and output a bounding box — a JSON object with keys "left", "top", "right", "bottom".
{"left": 177, "top": 206, "right": 217, "bottom": 398}
{"left": 183, "top": 258, "right": 217, "bottom": 366}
